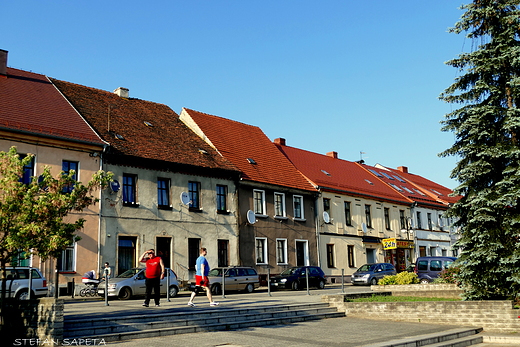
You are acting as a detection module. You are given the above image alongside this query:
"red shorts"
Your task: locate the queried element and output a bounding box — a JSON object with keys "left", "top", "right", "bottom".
{"left": 195, "top": 275, "right": 209, "bottom": 287}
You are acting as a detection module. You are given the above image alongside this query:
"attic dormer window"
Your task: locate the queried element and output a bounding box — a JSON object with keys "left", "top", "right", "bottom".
{"left": 247, "top": 158, "right": 256, "bottom": 164}
{"left": 144, "top": 121, "right": 154, "bottom": 127}
{"left": 321, "top": 170, "right": 331, "bottom": 176}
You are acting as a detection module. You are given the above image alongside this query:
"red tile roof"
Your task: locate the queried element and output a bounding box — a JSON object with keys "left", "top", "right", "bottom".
{"left": 0, "top": 68, "right": 104, "bottom": 145}
{"left": 274, "top": 142, "right": 412, "bottom": 205}
{"left": 182, "top": 108, "right": 315, "bottom": 191}
{"left": 51, "top": 80, "right": 239, "bottom": 173}
{"left": 359, "top": 163, "right": 448, "bottom": 209}
{"left": 381, "top": 165, "right": 460, "bottom": 205}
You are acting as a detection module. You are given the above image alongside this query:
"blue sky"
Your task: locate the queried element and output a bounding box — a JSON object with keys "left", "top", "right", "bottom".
{"left": 3, "top": 1, "right": 467, "bottom": 188}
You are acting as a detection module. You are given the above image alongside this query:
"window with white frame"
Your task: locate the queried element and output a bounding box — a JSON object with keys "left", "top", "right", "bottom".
{"left": 255, "top": 237, "right": 267, "bottom": 264}
{"left": 60, "top": 242, "right": 76, "bottom": 272}
{"left": 253, "top": 189, "right": 266, "bottom": 215}
{"left": 293, "top": 195, "right": 304, "bottom": 219}
{"left": 276, "top": 238, "right": 287, "bottom": 264}
{"left": 274, "top": 192, "right": 286, "bottom": 217}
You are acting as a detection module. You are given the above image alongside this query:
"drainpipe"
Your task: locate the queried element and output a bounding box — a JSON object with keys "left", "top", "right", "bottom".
{"left": 97, "top": 145, "right": 108, "bottom": 278}
{"left": 314, "top": 191, "right": 321, "bottom": 268}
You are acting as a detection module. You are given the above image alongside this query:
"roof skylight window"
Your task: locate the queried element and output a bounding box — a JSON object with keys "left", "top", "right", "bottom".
{"left": 365, "top": 179, "right": 374, "bottom": 185}
{"left": 380, "top": 172, "right": 394, "bottom": 180}
{"left": 394, "top": 175, "right": 406, "bottom": 182}
{"left": 369, "top": 169, "right": 383, "bottom": 177}
{"left": 389, "top": 183, "right": 403, "bottom": 192}
{"left": 431, "top": 189, "right": 443, "bottom": 196}
{"left": 247, "top": 158, "right": 257, "bottom": 164}
{"left": 414, "top": 189, "right": 427, "bottom": 196}
{"left": 199, "top": 149, "right": 208, "bottom": 154}
{"left": 144, "top": 121, "right": 154, "bottom": 127}
{"left": 402, "top": 186, "right": 415, "bottom": 194}
{"left": 321, "top": 170, "right": 331, "bottom": 176}
{"left": 114, "top": 133, "right": 125, "bottom": 140}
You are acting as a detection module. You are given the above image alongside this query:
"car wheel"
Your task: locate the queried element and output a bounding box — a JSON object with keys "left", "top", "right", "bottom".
{"left": 118, "top": 287, "right": 132, "bottom": 300}
{"left": 168, "top": 285, "right": 179, "bottom": 298}
{"left": 370, "top": 278, "right": 378, "bottom": 286}
{"left": 318, "top": 280, "right": 325, "bottom": 289}
{"left": 16, "top": 290, "right": 30, "bottom": 300}
{"left": 420, "top": 278, "right": 430, "bottom": 284}
{"left": 245, "top": 283, "right": 254, "bottom": 293}
{"left": 291, "top": 281, "right": 299, "bottom": 291}
{"left": 211, "top": 284, "right": 222, "bottom": 295}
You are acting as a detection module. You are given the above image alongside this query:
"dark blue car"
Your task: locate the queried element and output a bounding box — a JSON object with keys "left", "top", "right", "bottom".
{"left": 269, "top": 266, "right": 326, "bottom": 290}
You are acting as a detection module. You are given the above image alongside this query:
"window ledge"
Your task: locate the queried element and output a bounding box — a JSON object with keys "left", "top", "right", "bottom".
{"left": 123, "top": 202, "right": 140, "bottom": 207}
{"left": 293, "top": 218, "right": 306, "bottom": 222}
{"left": 217, "top": 210, "right": 230, "bottom": 215}
{"left": 189, "top": 207, "right": 203, "bottom": 213}
{"left": 274, "top": 216, "right": 288, "bottom": 220}
{"left": 255, "top": 214, "right": 268, "bottom": 219}
{"left": 158, "top": 205, "right": 173, "bottom": 211}
{"left": 59, "top": 271, "right": 77, "bottom": 274}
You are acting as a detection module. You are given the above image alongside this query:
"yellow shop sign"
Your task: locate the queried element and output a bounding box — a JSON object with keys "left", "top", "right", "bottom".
{"left": 382, "top": 238, "right": 397, "bottom": 250}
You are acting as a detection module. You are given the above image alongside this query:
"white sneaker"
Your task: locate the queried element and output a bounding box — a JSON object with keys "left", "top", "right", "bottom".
{"left": 187, "top": 302, "right": 196, "bottom": 307}
{"left": 210, "top": 302, "right": 220, "bottom": 306}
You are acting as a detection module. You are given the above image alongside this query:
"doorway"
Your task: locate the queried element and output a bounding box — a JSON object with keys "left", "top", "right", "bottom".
{"left": 295, "top": 240, "right": 309, "bottom": 266}
{"left": 156, "top": 237, "right": 172, "bottom": 269}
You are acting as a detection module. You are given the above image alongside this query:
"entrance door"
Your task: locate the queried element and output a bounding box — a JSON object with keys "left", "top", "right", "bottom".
{"left": 118, "top": 236, "right": 137, "bottom": 275}
{"left": 295, "top": 240, "right": 309, "bottom": 266}
{"left": 157, "top": 237, "right": 172, "bottom": 269}
{"left": 366, "top": 248, "right": 376, "bottom": 264}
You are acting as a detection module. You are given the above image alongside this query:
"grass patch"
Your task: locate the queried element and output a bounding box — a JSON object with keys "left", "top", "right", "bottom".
{"left": 346, "top": 295, "right": 460, "bottom": 302}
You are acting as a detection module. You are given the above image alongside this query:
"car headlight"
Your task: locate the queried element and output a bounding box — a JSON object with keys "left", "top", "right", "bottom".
{"left": 108, "top": 284, "right": 117, "bottom": 289}
{"left": 362, "top": 274, "right": 370, "bottom": 278}
{"left": 280, "top": 279, "right": 287, "bottom": 283}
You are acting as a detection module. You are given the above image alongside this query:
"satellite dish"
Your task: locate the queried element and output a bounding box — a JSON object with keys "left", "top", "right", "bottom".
{"left": 180, "top": 192, "right": 190, "bottom": 205}
{"left": 361, "top": 223, "right": 367, "bottom": 234}
{"left": 110, "top": 180, "right": 120, "bottom": 192}
{"left": 323, "top": 211, "right": 330, "bottom": 224}
{"left": 247, "top": 210, "right": 256, "bottom": 224}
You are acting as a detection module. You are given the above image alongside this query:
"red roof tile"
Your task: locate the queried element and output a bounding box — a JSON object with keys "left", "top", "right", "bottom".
{"left": 182, "top": 108, "right": 315, "bottom": 191}
{"left": 274, "top": 142, "right": 412, "bottom": 205}
{"left": 0, "top": 68, "right": 104, "bottom": 145}
{"left": 51, "top": 80, "right": 238, "bottom": 173}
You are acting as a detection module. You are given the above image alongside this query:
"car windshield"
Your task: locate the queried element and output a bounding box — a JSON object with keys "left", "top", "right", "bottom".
{"left": 208, "top": 268, "right": 224, "bottom": 276}
{"left": 280, "top": 268, "right": 299, "bottom": 275}
{"left": 117, "top": 268, "right": 142, "bottom": 278}
{"left": 357, "top": 264, "right": 376, "bottom": 272}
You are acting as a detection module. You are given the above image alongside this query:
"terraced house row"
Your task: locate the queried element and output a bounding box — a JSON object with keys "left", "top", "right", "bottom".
{"left": 0, "top": 49, "right": 458, "bottom": 291}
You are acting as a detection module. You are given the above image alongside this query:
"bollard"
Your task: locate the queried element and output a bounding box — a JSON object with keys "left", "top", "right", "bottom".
{"left": 167, "top": 269, "right": 171, "bottom": 302}
{"left": 306, "top": 267, "right": 310, "bottom": 295}
{"left": 72, "top": 278, "right": 75, "bottom": 298}
{"left": 221, "top": 268, "right": 226, "bottom": 298}
{"left": 341, "top": 269, "right": 345, "bottom": 294}
{"left": 104, "top": 268, "right": 109, "bottom": 306}
{"left": 267, "top": 267, "right": 272, "bottom": 297}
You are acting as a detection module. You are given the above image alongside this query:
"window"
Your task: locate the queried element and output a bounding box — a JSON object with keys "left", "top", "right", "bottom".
{"left": 323, "top": 198, "right": 331, "bottom": 215}
{"left": 216, "top": 185, "right": 227, "bottom": 212}
{"left": 274, "top": 192, "right": 286, "bottom": 217}
{"left": 19, "top": 154, "right": 35, "bottom": 184}
{"left": 365, "top": 205, "right": 372, "bottom": 228}
{"left": 399, "top": 210, "right": 406, "bottom": 230}
{"left": 348, "top": 245, "right": 355, "bottom": 267}
{"left": 157, "top": 178, "right": 171, "bottom": 208}
{"left": 255, "top": 238, "right": 267, "bottom": 264}
{"left": 188, "top": 238, "right": 201, "bottom": 271}
{"left": 293, "top": 195, "right": 304, "bottom": 219}
{"left": 62, "top": 160, "right": 78, "bottom": 193}
{"left": 188, "top": 181, "right": 201, "bottom": 210}
{"left": 60, "top": 243, "right": 76, "bottom": 272}
{"left": 344, "top": 201, "right": 352, "bottom": 226}
{"left": 123, "top": 174, "right": 138, "bottom": 206}
{"left": 11, "top": 251, "right": 30, "bottom": 267}
{"left": 276, "top": 239, "right": 287, "bottom": 264}
{"left": 384, "top": 207, "right": 391, "bottom": 230}
{"left": 326, "top": 244, "right": 335, "bottom": 268}
{"left": 217, "top": 239, "right": 229, "bottom": 267}
{"left": 253, "top": 189, "right": 265, "bottom": 215}
{"left": 416, "top": 211, "right": 422, "bottom": 229}
{"left": 427, "top": 213, "right": 433, "bottom": 230}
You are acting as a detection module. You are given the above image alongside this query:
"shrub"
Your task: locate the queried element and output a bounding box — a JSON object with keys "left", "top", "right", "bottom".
{"left": 378, "top": 271, "right": 419, "bottom": 285}
{"left": 433, "top": 266, "right": 460, "bottom": 284}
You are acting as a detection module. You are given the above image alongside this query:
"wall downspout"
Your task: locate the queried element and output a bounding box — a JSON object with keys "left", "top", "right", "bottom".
{"left": 97, "top": 145, "right": 107, "bottom": 277}
{"left": 315, "top": 191, "right": 321, "bottom": 268}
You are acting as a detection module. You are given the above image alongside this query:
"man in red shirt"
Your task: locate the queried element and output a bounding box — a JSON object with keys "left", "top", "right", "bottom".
{"left": 139, "top": 249, "right": 165, "bottom": 307}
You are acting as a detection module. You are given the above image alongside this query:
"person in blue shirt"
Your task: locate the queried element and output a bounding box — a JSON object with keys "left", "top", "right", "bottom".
{"left": 187, "top": 247, "right": 219, "bottom": 307}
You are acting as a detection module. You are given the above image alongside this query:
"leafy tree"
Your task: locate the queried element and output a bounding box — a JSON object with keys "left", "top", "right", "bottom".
{"left": 0, "top": 146, "right": 112, "bottom": 304}
{"left": 440, "top": 1, "right": 520, "bottom": 300}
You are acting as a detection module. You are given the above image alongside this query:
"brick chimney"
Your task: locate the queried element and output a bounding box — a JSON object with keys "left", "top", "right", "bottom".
{"left": 326, "top": 151, "right": 338, "bottom": 159}
{"left": 397, "top": 166, "right": 408, "bottom": 173}
{"left": 274, "top": 138, "right": 286, "bottom": 146}
{"left": 114, "top": 87, "right": 129, "bottom": 98}
{"left": 0, "top": 49, "right": 7, "bottom": 77}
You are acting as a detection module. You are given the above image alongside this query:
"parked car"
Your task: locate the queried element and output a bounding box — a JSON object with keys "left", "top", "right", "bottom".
{"left": 351, "top": 263, "right": 397, "bottom": 286}
{"left": 97, "top": 267, "right": 179, "bottom": 300}
{"left": 269, "top": 266, "right": 326, "bottom": 290}
{"left": 190, "top": 266, "right": 260, "bottom": 295}
{"left": 2, "top": 267, "right": 48, "bottom": 300}
{"left": 414, "top": 256, "right": 457, "bottom": 284}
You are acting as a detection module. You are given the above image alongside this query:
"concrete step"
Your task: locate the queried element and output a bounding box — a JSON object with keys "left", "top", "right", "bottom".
{"left": 64, "top": 302, "right": 345, "bottom": 342}
{"left": 359, "top": 328, "right": 483, "bottom": 347}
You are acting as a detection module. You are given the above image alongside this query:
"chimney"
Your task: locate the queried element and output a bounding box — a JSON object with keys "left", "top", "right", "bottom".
{"left": 397, "top": 166, "right": 408, "bottom": 173}
{"left": 274, "top": 138, "right": 286, "bottom": 146}
{"left": 114, "top": 87, "right": 129, "bottom": 98}
{"left": 326, "top": 151, "right": 338, "bottom": 159}
{"left": 0, "top": 49, "right": 7, "bottom": 77}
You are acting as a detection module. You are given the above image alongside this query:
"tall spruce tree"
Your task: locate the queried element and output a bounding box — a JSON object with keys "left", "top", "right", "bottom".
{"left": 440, "top": 1, "right": 520, "bottom": 300}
